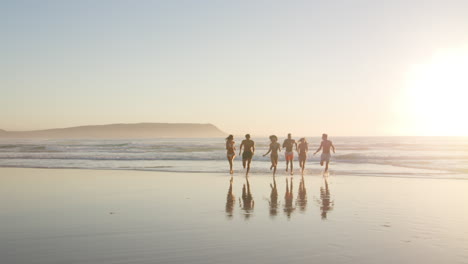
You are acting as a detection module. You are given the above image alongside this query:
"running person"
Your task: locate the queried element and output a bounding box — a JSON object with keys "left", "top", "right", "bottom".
{"left": 313, "top": 133, "right": 336, "bottom": 172}
{"left": 225, "top": 135, "right": 236, "bottom": 174}
{"left": 239, "top": 134, "right": 255, "bottom": 175}
{"left": 282, "top": 133, "right": 297, "bottom": 174}
{"left": 297, "top": 138, "right": 308, "bottom": 173}
{"left": 263, "top": 135, "right": 281, "bottom": 175}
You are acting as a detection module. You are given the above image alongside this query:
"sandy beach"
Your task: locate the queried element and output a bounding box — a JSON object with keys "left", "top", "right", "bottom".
{"left": 1, "top": 167, "right": 467, "bottom": 264}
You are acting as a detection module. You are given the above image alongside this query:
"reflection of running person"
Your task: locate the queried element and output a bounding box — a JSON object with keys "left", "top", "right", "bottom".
{"left": 239, "top": 134, "right": 255, "bottom": 176}
{"left": 268, "top": 175, "right": 279, "bottom": 217}
{"left": 320, "top": 176, "right": 334, "bottom": 220}
{"left": 313, "top": 133, "right": 336, "bottom": 171}
{"left": 225, "top": 176, "right": 235, "bottom": 218}
{"left": 282, "top": 133, "right": 297, "bottom": 175}
{"left": 263, "top": 135, "right": 281, "bottom": 175}
{"left": 225, "top": 135, "right": 236, "bottom": 174}
{"left": 297, "top": 174, "right": 307, "bottom": 211}
{"left": 240, "top": 176, "right": 254, "bottom": 219}
{"left": 284, "top": 177, "right": 295, "bottom": 218}
{"left": 297, "top": 138, "right": 308, "bottom": 173}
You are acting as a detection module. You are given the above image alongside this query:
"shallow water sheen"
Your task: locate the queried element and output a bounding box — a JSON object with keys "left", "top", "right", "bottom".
{"left": 0, "top": 168, "right": 467, "bottom": 264}
{"left": 1, "top": 137, "right": 468, "bottom": 178}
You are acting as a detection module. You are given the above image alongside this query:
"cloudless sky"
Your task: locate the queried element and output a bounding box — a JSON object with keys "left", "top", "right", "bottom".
{"left": 2, "top": 0, "right": 468, "bottom": 136}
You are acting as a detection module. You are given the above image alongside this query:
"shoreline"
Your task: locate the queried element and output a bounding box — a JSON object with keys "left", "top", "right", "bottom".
{"left": 0, "top": 166, "right": 467, "bottom": 181}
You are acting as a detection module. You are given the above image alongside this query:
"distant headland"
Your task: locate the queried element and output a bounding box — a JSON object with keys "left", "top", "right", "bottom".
{"left": 0, "top": 123, "right": 227, "bottom": 139}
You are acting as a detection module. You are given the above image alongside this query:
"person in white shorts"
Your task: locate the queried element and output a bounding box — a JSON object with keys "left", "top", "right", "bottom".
{"left": 313, "top": 133, "right": 336, "bottom": 172}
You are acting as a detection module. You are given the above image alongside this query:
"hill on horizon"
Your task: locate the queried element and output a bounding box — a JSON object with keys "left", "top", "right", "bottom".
{"left": 0, "top": 123, "right": 226, "bottom": 139}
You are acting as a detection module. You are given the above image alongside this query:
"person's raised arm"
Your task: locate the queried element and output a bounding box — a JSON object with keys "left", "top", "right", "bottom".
{"left": 313, "top": 142, "right": 323, "bottom": 155}
{"left": 239, "top": 141, "right": 244, "bottom": 155}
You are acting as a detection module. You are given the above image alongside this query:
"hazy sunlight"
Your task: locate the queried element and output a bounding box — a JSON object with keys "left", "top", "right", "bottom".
{"left": 405, "top": 49, "right": 468, "bottom": 136}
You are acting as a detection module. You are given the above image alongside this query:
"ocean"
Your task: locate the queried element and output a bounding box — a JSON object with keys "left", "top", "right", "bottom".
{"left": 0, "top": 137, "right": 467, "bottom": 179}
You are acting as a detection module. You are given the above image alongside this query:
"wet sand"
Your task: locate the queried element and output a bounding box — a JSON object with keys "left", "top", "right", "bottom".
{"left": 1, "top": 168, "right": 467, "bottom": 264}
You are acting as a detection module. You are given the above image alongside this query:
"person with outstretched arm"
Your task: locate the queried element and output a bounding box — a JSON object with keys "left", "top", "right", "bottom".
{"left": 313, "top": 133, "right": 336, "bottom": 172}
{"left": 263, "top": 135, "right": 281, "bottom": 175}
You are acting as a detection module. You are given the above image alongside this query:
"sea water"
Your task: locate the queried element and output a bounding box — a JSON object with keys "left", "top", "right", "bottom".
{"left": 0, "top": 137, "right": 467, "bottom": 179}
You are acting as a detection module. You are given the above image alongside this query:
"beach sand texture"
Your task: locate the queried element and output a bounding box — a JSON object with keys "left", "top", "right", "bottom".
{"left": 1, "top": 168, "right": 467, "bottom": 264}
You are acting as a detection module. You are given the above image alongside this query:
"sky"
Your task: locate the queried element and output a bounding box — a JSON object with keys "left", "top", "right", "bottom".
{"left": 2, "top": 0, "right": 468, "bottom": 136}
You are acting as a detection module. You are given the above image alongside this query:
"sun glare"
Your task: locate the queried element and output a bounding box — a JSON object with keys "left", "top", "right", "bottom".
{"left": 405, "top": 49, "right": 468, "bottom": 136}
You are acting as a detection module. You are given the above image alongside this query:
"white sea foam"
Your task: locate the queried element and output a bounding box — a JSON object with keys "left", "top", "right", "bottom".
{"left": 0, "top": 137, "right": 467, "bottom": 178}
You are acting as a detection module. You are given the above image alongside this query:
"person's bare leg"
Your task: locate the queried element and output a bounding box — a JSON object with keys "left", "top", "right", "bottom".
{"left": 325, "top": 161, "right": 329, "bottom": 171}
{"left": 290, "top": 161, "right": 294, "bottom": 175}
{"left": 242, "top": 158, "right": 246, "bottom": 169}
{"left": 246, "top": 159, "right": 251, "bottom": 176}
{"left": 229, "top": 158, "right": 233, "bottom": 174}
{"left": 285, "top": 160, "right": 289, "bottom": 172}
{"left": 273, "top": 156, "right": 277, "bottom": 176}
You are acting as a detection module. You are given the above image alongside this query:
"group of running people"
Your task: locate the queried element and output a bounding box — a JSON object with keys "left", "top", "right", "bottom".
{"left": 225, "top": 133, "right": 336, "bottom": 175}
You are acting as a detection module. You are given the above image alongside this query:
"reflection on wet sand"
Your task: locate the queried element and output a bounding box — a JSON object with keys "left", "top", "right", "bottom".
{"left": 319, "top": 176, "right": 334, "bottom": 220}
{"left": 284, "top": 177, "right": 295, "bottom": 218}
{"left": 239, "top": 176, "right": 254, "bottom": 219}
{"left": 268, "top": 175, "right": 279, "bottom": 217}
{"left": 296, "top": 174, "right": 307, "bottom": 212}
{"left": 223, "top": 175, "right": 334, "bottom": 219}
{"left": 226, "top": 176, "right": 235, "bottom": 218}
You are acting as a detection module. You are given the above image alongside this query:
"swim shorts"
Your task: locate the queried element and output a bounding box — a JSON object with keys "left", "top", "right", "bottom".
{"left": 285, "top": 151, "right": 294, "bottom": 161}
{"left": 242, "top": 150, "right": 253, "bottom": 160}
{"left": 321, "top": 153, "right": 331, "bottom": 162}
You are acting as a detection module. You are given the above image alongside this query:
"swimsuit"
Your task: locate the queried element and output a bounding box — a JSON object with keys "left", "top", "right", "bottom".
{"left": 285, "top": 151, "right": 294, "bottom": 161}
{"left": 283, "top": 139, "right": 295, "bottom": 161}
{"left": 226, "top": 141, "right": 235, "bottom": 158}
{"left": 321, "top": 153, "right": 331, "bottom": 162}
{"left": 242, "top": 150, "right": 253, "bottom": 160}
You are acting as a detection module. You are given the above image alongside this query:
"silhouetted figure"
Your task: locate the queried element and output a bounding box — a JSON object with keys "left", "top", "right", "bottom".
{"left": 239, "top": 134, "right": 255, "bottom": 176}
{"left": 296, "top": 174, "right": 307, "bottom": 212}
{"left": 284, "top": 177, "right": 295, "bottom": 218}
{"left": 268, "top": 175, "right": 279, "bottom": 217}
{"left": 226, "top": 135, "right": 236, "bottom": 174}
{"left": 313, "top": 133, "right": 336, "bottom": 172}
{"left": 226, "top": 176, "right": 235, "bottom": 218}
{"left": 297, "top": 138, "right": 309, "bottom": 173}
{"left": 282, "top": 133, "right": 297, "bottom": 175}
{"left": 263, "top": 135, "right": 281, "bottom": 176}
{"left": 239, "top": 176, "right": 254, "bottom": 219}
{"left": 319, "top": 176, "right": 334, "bottom": 220}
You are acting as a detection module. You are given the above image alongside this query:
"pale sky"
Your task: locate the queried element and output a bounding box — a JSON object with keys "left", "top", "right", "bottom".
{"left": 2, "top": 0, "right": 468, "bottom": 136}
